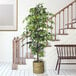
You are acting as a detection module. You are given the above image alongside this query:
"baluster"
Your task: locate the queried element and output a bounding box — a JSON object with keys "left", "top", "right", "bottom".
{"left": 15, "top": 38, "right": 17, "bottom": 64}
{"left": 17, "top": 37, "right": 20, "bottom": 64}
{"left": 67, "top": 7, "right": 69, "bottom": 28}
{"left": 71, "top": 4, "right": 73, "bottom": 28}
{"left": 59, "top": 13, "right": 61, "bottom": 34}
{"left": 13, "top": 37, "right": 16, "bottom": 64}
{"left": 16, "top": 37, "right": 18, "bottom": 64}
{"left": 26, "top": 37, "right": 28, "bottom": 58}
{"left": 26, "top": 28, "right": 28, "bottom": 58}
{"left": 75, "top": 0, "right": 76, "bottom": 19}
{"left": 22, "top": 38, "right": 24, "bottom": 64}
{"left": 19, "top": 38, "right": 20, "bottom": 64}
{"left": 12, "top": 37, "right": 17, "bottom": 70}
{"left": 55, "top": 16, "right": 57, "bottom": 40}
{"left": 63, "top": 10, "right": 64, "bottom": 34}
{"left": 30, "top": 49, "right": 34, "bottom": 58}
{"left": 54, "top": 16, "right": 59, "bottom": 41}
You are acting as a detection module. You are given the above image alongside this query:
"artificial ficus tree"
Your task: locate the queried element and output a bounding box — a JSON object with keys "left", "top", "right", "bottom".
{"left": 22, "top": 4, "right": 54, "bottom": 62}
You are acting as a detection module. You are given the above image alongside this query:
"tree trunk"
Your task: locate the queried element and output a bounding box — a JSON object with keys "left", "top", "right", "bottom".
{"left": 37, "top": 41, "right": 39, "bottom": 62}
{"left": 37, "top": 51, "right": 39, "bottom": 62}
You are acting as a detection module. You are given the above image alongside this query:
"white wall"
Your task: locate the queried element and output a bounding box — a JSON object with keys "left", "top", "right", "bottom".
{"left": 0, "top": 0, "right": 75, "bottom": 70}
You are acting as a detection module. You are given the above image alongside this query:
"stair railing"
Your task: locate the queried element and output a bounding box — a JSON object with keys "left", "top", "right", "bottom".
{"left": 49, "top": 0, "right": 76, "bottom": 41}
{"left": 12, "top": 36, "right": 34, "bottom": 66}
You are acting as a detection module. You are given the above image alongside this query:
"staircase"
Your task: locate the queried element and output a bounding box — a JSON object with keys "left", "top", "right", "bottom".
{"left": 12, "top": 0, "right": 76, "bottom": 70}
{"left": 49, "top": 0, "right": 76, "bottom": 41}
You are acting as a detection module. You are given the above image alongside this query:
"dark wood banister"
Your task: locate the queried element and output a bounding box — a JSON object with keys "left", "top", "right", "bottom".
{"left": 50, "top": 0, "right": 75, "bottom": 19}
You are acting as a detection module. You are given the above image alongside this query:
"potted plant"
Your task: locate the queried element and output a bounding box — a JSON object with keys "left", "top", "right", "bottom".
{"left": 22, "top": 4, "right": 54, "bottom": 74}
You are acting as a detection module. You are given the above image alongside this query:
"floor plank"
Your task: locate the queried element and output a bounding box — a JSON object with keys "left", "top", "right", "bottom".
{"left": 0, "top": 63, "right": 76, "bottom": 76}
{"left": 0, "top": 64, "right": 8, "bottom": 76}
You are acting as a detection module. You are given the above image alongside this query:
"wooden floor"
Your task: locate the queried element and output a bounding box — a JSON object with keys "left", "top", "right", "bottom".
{"left": 0, "top": 63, "right": 76, "bottom": 76}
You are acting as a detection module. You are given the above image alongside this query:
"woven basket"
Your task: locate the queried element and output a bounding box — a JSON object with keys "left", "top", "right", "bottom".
{"left": 33, "top": 61, "right": 44, "bottom": 74}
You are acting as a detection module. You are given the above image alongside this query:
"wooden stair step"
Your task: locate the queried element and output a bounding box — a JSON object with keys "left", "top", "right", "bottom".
{"left": 72, "top": 18, "right": 76, "bottom": 21}
{"left": 60, "top": 27, "right": 76, "bottom": 30}
{"left": 64, "top": 28, "right": 76, "bottom": 29}
{"left": 57, "top": 33, "right": 68, "bottom": 35}
{"left": 51, "top": 39, "right": 60, "bottom": 41}
{"left": 65, "top": 21, "right": 76, "bottom": 25}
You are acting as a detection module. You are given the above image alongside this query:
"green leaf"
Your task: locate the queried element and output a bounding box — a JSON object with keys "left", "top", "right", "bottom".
{"left": 49, "top": 13, "right": 55, "bottom": 16}
{"left": 39, "top": 51, "right": 44, "bottom": 57}
{"left": 26, "top": 41, "right": 32, "bottom": 44}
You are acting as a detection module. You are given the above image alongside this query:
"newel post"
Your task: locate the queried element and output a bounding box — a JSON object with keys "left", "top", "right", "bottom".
{"left": 12, "top": 37, "right": 18, "bottom": 70}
